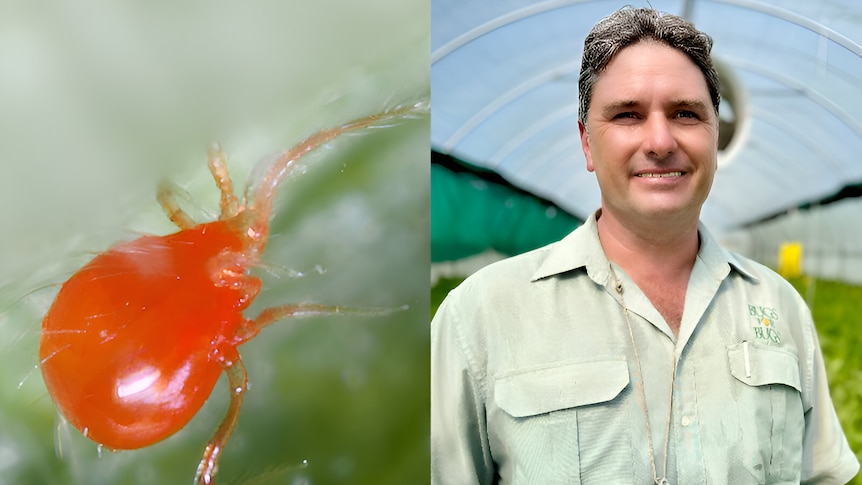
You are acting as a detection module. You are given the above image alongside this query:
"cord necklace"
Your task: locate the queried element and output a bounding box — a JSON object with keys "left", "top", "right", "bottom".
{"left": 609, "top": 263, "right": 678, "bottom": 485}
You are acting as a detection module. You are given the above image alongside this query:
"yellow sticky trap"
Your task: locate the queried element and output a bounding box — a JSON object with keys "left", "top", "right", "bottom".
{"left": 778, "top": 242, "right": 803, "bottom": 278}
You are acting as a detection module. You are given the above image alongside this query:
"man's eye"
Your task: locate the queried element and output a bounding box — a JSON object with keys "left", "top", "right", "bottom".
{"left": 613, "top": 112, "right": 637, "bottom": 119}
{"left": 677, "top": 110, "right": 700, "bottom": 119}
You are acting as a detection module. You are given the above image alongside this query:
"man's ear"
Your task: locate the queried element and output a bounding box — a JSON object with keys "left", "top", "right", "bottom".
{"left": 579, "top": 120, "right": 595, "bottom": 172}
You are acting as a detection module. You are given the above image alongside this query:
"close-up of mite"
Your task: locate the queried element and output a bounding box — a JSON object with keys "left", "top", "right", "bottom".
{"left": 0, "top": 2, "right": 429, "bottom": 484}
{"left": 37, "top": 101, "right": 427, "bottom": 485}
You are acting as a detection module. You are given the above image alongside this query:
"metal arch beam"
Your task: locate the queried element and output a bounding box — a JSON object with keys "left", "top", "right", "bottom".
{"left": 450, "top": 95, "right": 846, "bottom": 230}
{"left": 708, "top": 107, "right": 846, "bottom": 229}
{"left": 434, "top": 1, "right": 861, "bottom": 154}
{"left": 486, "top": 105, "right": 838, "bottom": 229}
{"left": 440, "top": 62, "right": 857, "bottom": 225}
{"left": 722, "top": 56, "right": 862, "bottom": 137}
{"left": 454, "top": 54, "right": 862, "bottom": 169}
{"left": 511, "top": 121, "right": 584, "bottom": 178}
{"left": 528, "top": 142, "right": 598, "bottom": 219}
{"left": 438, "top": 59, "right": 581, "bottom": 152}
{"left": 490, "top": 104, "right": 579, "bottom": 164}
{"left": 443, "top": 93, "right": 851, "bottom": 201}
{"left": 432, "top": 0, "right": 598, "bottom": 64}
{"left": 497, "top": 126, "right": 586, "bottom": 203}
{"left": 440, "top": 53, "right": 859, "bottom": 171}
{"left": 433, "top": 0, "right": 861, "bottom": 64}
{"left": 709, "top": 0, "right": 861, "bottom": 56}
{"left": 747, "top": 108, "right": 845, "bottom": 175}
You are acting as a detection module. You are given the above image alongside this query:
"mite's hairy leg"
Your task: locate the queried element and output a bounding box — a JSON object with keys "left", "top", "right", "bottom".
{"left": 207, "top": 142, "right": 241, "bottom": 219}
{"left": 156, "top": 181, "right": 197, "bottom": 230}
{"left": 235, "top": 302, "right": 407, "bottom": 343}
{"left": 195, "top": 357, "right": 248, "bottom": 485}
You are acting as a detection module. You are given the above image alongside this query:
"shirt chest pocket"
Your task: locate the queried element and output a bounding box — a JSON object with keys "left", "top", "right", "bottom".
{"left": 492, "top": 360, "right": 633, "bottom": 485}
{"left": 727, "top": 344, "right": 805, "bottom": 484}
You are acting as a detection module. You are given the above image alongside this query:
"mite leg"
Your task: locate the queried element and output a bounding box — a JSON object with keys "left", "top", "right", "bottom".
{"left": 207, "top": 142, "right": 241, "bottom": 220}
{"left": 156, "top": 181, "right": 197, "bottom": 230}
{"left": 235, "top": 303, "right": 408, "bottom": 343}
{"left": 242, "top": 100, "right": 429, "bottom": 256}
{"left": 195, "top": 357, "right": 248, "bottom": 485}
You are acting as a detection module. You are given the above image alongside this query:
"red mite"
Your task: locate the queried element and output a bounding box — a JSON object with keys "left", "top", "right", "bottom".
{"left": 38, "top": 102, "right": 425, "bottom": 484}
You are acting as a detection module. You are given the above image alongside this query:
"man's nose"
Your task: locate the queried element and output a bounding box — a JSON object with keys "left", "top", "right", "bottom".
{"left": 642, "top": 115, "right": 678, "bottom": 159}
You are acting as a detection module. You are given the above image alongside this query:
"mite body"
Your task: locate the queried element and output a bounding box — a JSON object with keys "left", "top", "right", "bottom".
{"left": 40, "top": 220, "right": 255, "bottom": 449}
{"left": 38, "top": 102, "right": 426, "bottom": 484}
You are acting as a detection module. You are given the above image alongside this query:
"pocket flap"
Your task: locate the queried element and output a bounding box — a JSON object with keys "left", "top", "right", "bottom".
{"left": 494, "top": 360, "right": 629, "bottom": 417}
{"left": 727, "top": 343, "right": 801, "bottom": 392}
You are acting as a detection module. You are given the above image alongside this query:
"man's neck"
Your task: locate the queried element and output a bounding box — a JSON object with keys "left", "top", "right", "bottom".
{"left": 597, "top": 208, "right": 700, "bottom": 335}
{"left": 596, "top": 208, "right": 700, "bottom": 280}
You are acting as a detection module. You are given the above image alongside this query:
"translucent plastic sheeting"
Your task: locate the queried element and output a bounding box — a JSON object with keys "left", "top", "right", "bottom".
{"left": 432, "top": 0, "right": 862, "bottom": 235}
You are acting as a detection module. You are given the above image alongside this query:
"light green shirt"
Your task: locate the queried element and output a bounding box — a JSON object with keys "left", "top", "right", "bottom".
{"left": 431, "top": 213, "right": 859, "bottom": 484}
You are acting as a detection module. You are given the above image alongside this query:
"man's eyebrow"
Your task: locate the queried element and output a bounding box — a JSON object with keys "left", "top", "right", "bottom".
{"left": 600, "top": 100, "right": 639, "bottom": 115}
{"left": 673, "top": 99, "right": 710, "bottom": 112}
{"left": 599, "top": 98, "right": 711, "bottom": 114}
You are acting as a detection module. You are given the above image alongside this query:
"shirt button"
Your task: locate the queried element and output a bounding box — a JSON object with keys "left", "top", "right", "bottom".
{"left": 681, "top": 416, "right": 692, "bottom": 427}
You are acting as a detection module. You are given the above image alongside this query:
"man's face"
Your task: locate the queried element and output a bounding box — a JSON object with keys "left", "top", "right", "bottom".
{"left": 579, "top": 41, "right": 718, "bottom": 225}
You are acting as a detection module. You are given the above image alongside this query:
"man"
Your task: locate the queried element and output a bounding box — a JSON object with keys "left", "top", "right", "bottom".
{"left": 431, "top": 7, "right": 859, "bottom": 484}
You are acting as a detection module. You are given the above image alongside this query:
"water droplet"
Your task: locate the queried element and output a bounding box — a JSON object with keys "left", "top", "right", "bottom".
{"left": 82, "top": 427, "right": 89, "bottom": 437}
{"left": 301, "top": 459, "right": 309, "bottom": 467}
{"left": 96, "top": 444, "right": 103, "bottom": 458}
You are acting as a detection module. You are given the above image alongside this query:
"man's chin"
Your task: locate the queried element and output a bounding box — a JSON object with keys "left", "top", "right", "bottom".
{"left": 624, "top": 200, "right": 702, "bottom": 225}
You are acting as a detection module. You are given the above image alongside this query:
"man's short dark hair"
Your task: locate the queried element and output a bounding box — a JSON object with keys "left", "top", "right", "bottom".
{"left": 578, "top": 7, "right": 721, "bottom": 125}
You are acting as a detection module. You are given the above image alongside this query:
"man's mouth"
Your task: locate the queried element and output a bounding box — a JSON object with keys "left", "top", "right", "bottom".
{"left": 636, "top": 171, "right": 684, "bottom": 178}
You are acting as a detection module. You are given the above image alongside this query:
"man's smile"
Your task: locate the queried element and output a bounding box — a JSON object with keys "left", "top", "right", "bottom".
{"left": 635, "top": 171, "right": 685, "bottom": 178}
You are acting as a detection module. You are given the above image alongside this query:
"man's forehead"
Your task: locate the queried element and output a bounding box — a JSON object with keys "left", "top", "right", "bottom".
{"left": 590, "top": 43, "right": 711, "bottom": 103}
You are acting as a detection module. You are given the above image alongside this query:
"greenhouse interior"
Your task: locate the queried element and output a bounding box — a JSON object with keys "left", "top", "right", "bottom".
{"left": 431, "top": 0, "right": 862, "bottom": 478}
{"left": 432, "top": 0, "right": 862, "bottom": 284}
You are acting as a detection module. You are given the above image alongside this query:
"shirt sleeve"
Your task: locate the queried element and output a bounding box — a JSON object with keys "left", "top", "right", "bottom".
{"left": 800, "top": 306, "right": 860, "bottom": 484}
{"left": 431, "top": 290, "right": 496, "bottom": 485}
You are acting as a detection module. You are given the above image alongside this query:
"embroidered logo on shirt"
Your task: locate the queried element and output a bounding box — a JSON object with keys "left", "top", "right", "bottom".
{"left": 748, "top": 304, "right": 782, "bottom": 344}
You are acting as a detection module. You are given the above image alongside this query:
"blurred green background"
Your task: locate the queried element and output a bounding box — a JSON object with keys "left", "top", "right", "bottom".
{"left": 0, "top": 2, "right": 429, "bottom": 484}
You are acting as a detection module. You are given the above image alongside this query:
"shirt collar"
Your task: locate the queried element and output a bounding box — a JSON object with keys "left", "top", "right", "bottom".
{"left": 531, "top": 210, "right": 759, "bottom": 285}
